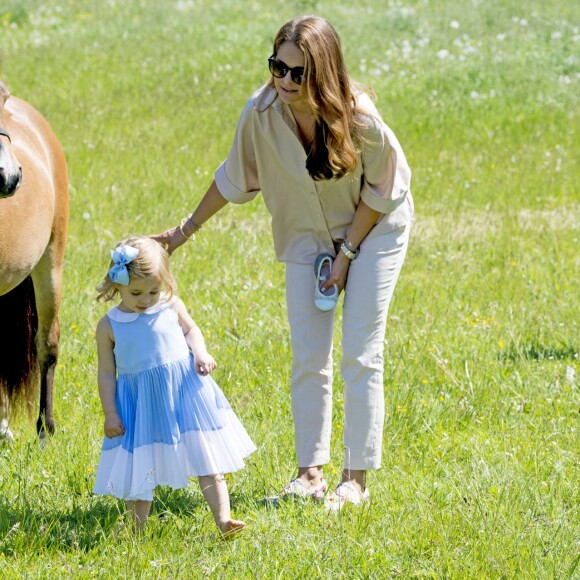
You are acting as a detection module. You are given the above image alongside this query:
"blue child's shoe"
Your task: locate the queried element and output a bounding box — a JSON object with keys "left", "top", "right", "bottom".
{"left": 314, "top": 253, "right": 339, "bottom": 311}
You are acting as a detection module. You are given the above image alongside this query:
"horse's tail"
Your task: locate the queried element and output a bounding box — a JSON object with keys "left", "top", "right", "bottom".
{"left": 0, "top": 276, "right": 38, "bottom": 417}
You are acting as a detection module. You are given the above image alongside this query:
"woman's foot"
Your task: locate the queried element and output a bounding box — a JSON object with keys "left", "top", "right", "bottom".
{"left": 340, "top": 469, "right": 366, "bottom": 494}
{"left": 219, "top": 518, "right": 246, "bottom": 540}
{"left": 281, "top": 466, "right": 327, "bottom": 501}
{"left": 281, "top": 477, "right": 328, "bottom": 501}
{"left": 324, "top": 482, "right": 370, "bottom": 512}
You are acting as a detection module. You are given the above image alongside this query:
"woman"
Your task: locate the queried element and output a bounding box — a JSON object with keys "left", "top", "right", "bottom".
{"left": 154, "top": 15, "right": 413, "bottom": 510}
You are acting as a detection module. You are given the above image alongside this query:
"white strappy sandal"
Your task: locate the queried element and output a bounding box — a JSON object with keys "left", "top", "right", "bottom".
{"left": 314, "top": 253, "right": 339, "bottom": 311}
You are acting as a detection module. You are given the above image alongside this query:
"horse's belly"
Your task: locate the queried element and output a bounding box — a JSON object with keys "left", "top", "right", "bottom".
{"left": 0, "top": 195, "right": 52, "bottom": 295}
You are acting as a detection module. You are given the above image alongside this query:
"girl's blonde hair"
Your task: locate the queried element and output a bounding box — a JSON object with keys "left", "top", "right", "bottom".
{"left": 96, "top": 236, "right": 177, "bottom": 302}
{"left": 268, "top": 15, "right": 374, "bottom": 180}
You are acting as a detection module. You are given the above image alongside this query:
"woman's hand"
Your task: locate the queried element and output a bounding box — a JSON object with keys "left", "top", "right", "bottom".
{"left": 323, "top": 251, "right": 351, "bottom": 293}
{"left": 150, "top": 226, "right": 188, "bottom": 256}
{"left": 104, "top": 413, "right": 125, "bottom": 438}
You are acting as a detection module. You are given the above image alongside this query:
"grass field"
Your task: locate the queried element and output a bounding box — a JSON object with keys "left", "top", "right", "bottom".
{"left": 1, "top": 0, "right": 578, "bottom": 577}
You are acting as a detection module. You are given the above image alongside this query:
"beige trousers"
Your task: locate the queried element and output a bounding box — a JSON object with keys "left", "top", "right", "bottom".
{"left": 285, "top": 225, "right": 410, "bottom": 471}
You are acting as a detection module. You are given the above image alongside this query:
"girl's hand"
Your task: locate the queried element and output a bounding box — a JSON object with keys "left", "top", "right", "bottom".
{"left": 150, "top": 226, "right": 187, "bottom": 256}
{"left": 323, "top": 252, "right": 351, "bottom": 293}
{"left": 195, "top": 351, "right": 217, "bottom": 376}
{"left": 104, "top": 413, "right": 125, "bottom": 438}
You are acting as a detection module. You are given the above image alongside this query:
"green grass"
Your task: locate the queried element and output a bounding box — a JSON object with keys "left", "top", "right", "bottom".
{"left": 1, "top": 0, "right": 578, "bottom": 577}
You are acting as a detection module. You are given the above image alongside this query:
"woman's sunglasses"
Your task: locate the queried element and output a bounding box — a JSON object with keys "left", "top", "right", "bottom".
{"left": 268, "top": 56, "right": 305, "bottom": 85}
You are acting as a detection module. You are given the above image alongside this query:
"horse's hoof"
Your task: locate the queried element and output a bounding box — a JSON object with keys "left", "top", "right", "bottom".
{"left": 36, "top": 418, "right": 55, "bottom": 437}
{"left": 0, "top": 419, "right": 14, "bottom": 442}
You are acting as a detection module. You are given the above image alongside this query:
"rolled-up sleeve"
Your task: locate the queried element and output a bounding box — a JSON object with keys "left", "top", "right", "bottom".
{"left": 359, "top": 111, "right": 412, "bottom": 215}
{"left": 214, "top": 100, "right": 261, "bottom": 204}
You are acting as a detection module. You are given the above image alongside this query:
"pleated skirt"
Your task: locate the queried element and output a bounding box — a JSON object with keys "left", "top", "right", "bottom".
{"left": 93, "top": 355, "right": 256, "bottom": 500}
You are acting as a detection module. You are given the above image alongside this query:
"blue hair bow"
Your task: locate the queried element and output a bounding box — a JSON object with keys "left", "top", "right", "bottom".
{"left": 109, "top": 245, "right": 139, "bottom": 286}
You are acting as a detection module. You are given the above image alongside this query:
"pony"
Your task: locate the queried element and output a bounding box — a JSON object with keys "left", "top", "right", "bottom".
{"left": 0, "top": 80, "right": 69, "bottom": 440}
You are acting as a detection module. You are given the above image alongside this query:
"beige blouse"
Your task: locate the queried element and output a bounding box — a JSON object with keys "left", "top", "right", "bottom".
{"left": 215, "top": 84, "right": 413, "bottom": 264}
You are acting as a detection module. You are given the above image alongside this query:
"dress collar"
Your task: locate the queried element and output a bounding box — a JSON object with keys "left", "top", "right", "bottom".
{"left": 107, "top": 301, "right": 169, "bottom": 323}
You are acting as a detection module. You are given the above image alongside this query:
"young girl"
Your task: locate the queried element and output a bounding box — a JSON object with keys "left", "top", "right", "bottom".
{"left": 93, "top": 235, "right": 255, "bottom": 536}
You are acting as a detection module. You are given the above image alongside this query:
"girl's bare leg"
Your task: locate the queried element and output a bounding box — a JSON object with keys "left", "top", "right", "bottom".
{"left": 126, "top": 500, "right": 152, "bottom": 532}
{"left": 198, "top": 474, "right": 245, "bottom": 538}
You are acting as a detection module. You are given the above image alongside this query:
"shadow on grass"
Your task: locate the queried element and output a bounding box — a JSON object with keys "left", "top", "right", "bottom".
{"left": 499, "top": 340, "right": 578, "bottom": 362}
{"left": 153, "top": 485, "right": 210, "bottom": 518}
{"left": 0, "top": 496, "right": 120, "bottom": 554}
{"left": 0, "top": 487, "right": 215, "bottom": 554}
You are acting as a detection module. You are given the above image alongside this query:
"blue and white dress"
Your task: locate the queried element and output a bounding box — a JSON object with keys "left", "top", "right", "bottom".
{"left": 93, "top": 301, "right": 256, "bottom": 501}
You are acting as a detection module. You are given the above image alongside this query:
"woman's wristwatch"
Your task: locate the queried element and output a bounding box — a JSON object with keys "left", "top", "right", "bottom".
{"left": 340, "top": 240, "right": 360, "bottom": 260}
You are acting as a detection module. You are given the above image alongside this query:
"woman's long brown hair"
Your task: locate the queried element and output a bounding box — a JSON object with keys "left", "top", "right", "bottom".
{"left": 269, "top": 15, "right": 373, "bottom": 180}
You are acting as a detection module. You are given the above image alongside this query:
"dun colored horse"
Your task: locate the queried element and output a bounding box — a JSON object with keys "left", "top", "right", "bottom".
{"left": 0, "top": 80, "right": 68, "bottom": 440}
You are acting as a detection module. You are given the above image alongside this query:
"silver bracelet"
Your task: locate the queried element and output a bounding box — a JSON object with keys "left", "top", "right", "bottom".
{"left": 340, "top": 240, "right": 360, "bottom": 260}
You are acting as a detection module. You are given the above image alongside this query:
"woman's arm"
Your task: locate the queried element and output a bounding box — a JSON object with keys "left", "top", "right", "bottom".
{"left": 151, "top": 180, "right": 229, "bottom": 254}
{"left": 96, "top": 316, "right": 125, "bottom": 438}
{"left": 323, "top": 199, "right": 383, "bottom": 292}
{"left": 342, "top": 199, "right": 383, "bottom": 252}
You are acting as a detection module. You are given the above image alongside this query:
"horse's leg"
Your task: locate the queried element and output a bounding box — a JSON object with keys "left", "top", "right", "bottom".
{"left": 0, "top": 396, "right": 14, "bottom": 441}
{"left": 30, "top": 245, "right": 65, "bottom": 438}
{"left": 0, "top": 277, "right": 38, "bottom": 439}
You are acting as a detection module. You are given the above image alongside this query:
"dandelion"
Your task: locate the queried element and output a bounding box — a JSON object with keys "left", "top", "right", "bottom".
{"left": 87, "top": 466, "right": 94, "bottom": 474}
{"left": 422, "top": 378, "right": 429, "bottom": 384}
{"left": 498, "top": 340, "right": 506, "bottom": 349}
